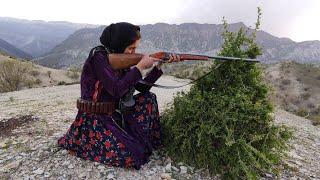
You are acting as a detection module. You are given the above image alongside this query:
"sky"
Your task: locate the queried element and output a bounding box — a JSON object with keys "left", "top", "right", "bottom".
{"left": 1, "top": 0, "right": 319, "bottom": 42}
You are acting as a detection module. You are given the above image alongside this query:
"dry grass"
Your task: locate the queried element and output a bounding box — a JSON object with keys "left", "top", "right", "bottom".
{"left": 0, "top": 54, "right": 79, "bottom": 91}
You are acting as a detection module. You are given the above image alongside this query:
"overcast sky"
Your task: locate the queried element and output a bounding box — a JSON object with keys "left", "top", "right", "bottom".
{"left": 1, "top": 0, "right": 319, "bottom": 42}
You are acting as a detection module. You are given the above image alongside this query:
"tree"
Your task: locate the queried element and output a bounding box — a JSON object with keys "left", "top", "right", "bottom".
{"left": 161, "top": 8, "right": 292, "bottom": 179}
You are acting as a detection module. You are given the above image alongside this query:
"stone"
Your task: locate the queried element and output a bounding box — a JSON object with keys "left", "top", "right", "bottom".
{"left": 20, "top": 152, "right": 27, "bottom": 156}
{"left": 33, "top": 168, "right": 44, "bottom": 175}
{"left": 106, "top": 167, "right": 114, "bottom": 173}
{"left": 188, "top": 166, "right": 195, "bottom": 173}
{"left": 265, "top": 173, "right": 273, "bottom": 178}
{"left": 3, "top": 160, "right": 21, "bottom": 171}
{"left": 23, "top": 175, "right": 30, "bottom": 180}
{"left": 61, "top": 150, "right": 68, "bottom": 155}
{"left": 147, "top": 170, "right": 155, "bottom": 175}
{"left": 62, "top": 160, "right": 70, "bottom": 166}
{"left": 172, "top": 166, "right": 179, "bottom": 172}
{"left": 79, "top": 172, "right": 86, "bottom": 178}
{"left": 177, "top": 162, "right": 184, "bottom": 166}
{"left": 0, "top": 142, "right": 8, "bottom": 149}
{"left": 16, "top": 156, "right": 23, "bottom": 160}
{"left": 165, "top": 163, "right": 172, "bottom": 172}
{"left": 57, "top": 176, "right": 66, "bottom": 180}
{"left": 54, "top": 163, "right": 60, "bottom": 168}
{"left": 98, "top": 165, "right": 105, "bottom": 170}
{"left": 68, "top": 164, "right": 74, "bottom": 169}
{"left": 44, "top": 172, "right": 51, "bottom": 178}
{"left": 28, "top": 175, "right": 36, "bottom": 180}
{"left": 180, "top": 166, "right": 188, "bottom": 174}
{"left": 160, "top": 173, "right": 172, "bottom": 180}
{"left": 107, "top": 173, "right": 115, "bottom": 179}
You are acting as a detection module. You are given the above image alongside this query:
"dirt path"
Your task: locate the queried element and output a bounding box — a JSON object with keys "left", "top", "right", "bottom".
{"left": 0, "top": 75, "right": 319, "bottom": 179}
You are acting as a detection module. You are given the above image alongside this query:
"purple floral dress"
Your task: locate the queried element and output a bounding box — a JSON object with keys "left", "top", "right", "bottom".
{"left": 58, "top": 51, "right": 163, "bottom": 169}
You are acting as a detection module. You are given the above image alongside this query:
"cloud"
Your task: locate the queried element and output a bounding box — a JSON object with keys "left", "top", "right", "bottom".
{"left": 172, "top": 0, "right": 319, "bottom": 41}
{"left": 0, "top": 0, "right": 319, "bottom": 41}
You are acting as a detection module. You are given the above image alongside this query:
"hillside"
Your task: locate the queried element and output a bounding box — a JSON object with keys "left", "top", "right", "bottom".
{"left": 34, "top": 22, "right": 320, "bottom": 69}
{"left": 163, "top": 61, "right": 320, "bottom": 126}
{"left": 0, "top": 38, "right": 32, "bottom": 59}
{"left": 263, "top": 61, "right": 320, "bottom": 125}
{"left": 0, "top": 53, "right": 80, "bottom": 92}
{"left": 0, "top": 78, "right": 319, "bottom": 179}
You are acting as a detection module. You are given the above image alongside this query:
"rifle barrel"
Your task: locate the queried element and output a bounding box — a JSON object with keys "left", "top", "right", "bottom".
{"left": 162, "top": 52, "right": 260, "bottom": 63}
{"left": 206, "top": 55, "right": 260, "bottom": 62}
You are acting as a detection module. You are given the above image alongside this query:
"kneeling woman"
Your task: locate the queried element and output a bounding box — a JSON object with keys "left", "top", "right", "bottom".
{"left": 58, "top": 22, "right": 179, "bottom": 169}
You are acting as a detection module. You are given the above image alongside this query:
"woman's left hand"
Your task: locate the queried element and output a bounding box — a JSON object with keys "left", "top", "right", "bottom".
{"left": 156, "top": 53, "right": 181, "bottom": 70}
{"left": 167, "top": 53, "right": 181, "bottom": 63}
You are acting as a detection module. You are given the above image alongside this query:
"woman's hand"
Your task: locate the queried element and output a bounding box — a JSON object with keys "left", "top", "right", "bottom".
{"left": 156, "top": 53, "right": 181, "bottom": 70}
{"left": 136, "top": 54, "right": 161, "bottom": 72}
{"left": 167, "top": 53, "right": 181, "bottom": 63}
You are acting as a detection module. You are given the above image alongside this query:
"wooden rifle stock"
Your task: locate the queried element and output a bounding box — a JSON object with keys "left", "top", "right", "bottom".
{"left": 108, "top": 53, "right": 143, "bottom": 70}
{"left": 108, "top": 52, "right": 259, "bottom": 70}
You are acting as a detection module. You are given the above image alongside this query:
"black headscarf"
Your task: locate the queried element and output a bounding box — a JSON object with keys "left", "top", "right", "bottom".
{"left": 100, "top": 22, "right": 141, "bottom": 53}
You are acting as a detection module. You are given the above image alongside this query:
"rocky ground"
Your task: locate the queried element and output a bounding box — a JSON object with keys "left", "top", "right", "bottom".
{"left": 0, "top": 75, "right": 319, "bottom": 180}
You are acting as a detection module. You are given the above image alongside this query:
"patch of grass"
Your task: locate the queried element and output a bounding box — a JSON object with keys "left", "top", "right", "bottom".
{"left": 29, "top": 70, "right": 40, "bottom": 77}
{"left": 66, "top": 65, "right": 81, "bottom": 80}
{"left": 47, "top": 70, "right": 52, "bottom": 78}
{"left": 281, "top": 79, "right": 291, "bottom": 86}
{"left": 56, "top": 100, "right": 64, "bottom": 105}
{"left": 35, "top": 79, "right": 42, "bottom": 85}
{"left": 0, "top": 59, "right": 41, "bottom": 92}
{"left": 296, "top": 108, "right": 308, "bottom": 117}
{"left": 58, "top": 81, "right": 66, "bottom": 85}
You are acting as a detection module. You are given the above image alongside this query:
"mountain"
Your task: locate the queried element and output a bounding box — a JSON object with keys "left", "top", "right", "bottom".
{"left": 0, "top": 17, "right": 98, "bottom": 57}
{"left": 33, "top": 27, "right": 103, "bottom": 68}
{"left": 0, "top": 38, "right": 32, "bottom": 59}
{"left": 34, "top": 22, "right": 320, "bottom": 69}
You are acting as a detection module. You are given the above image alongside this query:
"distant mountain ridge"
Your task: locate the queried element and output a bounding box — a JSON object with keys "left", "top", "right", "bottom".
{"left": 0, "top": 38, "right": 32, "bottom": 59}
{"left": 0, "top": 17, "right": 98, "bottom": 57}
{"left": 33, "top": 22, "right": 320, "bottom": 69}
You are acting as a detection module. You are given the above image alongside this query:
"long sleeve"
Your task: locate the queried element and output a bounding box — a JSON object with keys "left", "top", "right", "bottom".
{"left": 134, "top": 66, "right": 163, "bottom": 93}
{"left": 92, "top": 52, "right": 142, "bottom": 98}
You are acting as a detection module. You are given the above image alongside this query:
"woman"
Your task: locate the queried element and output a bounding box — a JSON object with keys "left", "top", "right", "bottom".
{"left": 57, "top": 22, "right": 179, "bottom": 169}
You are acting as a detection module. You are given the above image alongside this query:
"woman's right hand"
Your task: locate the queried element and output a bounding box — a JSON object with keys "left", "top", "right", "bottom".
{"left": 136, "top": 55, "right": 161, "bottom": 71}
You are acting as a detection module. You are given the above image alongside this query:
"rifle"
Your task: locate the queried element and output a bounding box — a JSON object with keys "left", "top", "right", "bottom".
{"left": 108, "top": 52, "right": 260, "bottom": 70}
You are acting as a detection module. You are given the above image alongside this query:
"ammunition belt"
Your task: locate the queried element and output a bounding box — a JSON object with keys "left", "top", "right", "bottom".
{"left": 76, "top": 98, "right": 117, "bottom": 115}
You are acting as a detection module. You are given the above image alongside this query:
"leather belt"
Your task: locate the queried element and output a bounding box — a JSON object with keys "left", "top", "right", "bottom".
{"left": 76, "top": 98, "right": 117, "bottom": 115}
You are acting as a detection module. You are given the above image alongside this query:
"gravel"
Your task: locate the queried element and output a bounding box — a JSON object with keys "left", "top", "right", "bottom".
{"left": 0, "top": 75, "right": 319, "bottom": 179}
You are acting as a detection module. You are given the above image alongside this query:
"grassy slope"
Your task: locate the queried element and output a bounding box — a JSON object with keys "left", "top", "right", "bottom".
{"left": 0, "top": 52, "right": 80, "bottom": 90}
{"left": 163, "top": 61, "right": 320, "bottom": 125}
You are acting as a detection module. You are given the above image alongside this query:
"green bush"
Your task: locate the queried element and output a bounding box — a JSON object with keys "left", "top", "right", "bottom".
{"left": 161, "top": 8, "right": 292, "bottom": 179}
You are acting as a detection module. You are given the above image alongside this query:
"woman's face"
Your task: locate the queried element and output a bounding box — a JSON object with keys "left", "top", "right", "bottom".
{"left": 124, "top": 39, "right": 140, "bottom": 54}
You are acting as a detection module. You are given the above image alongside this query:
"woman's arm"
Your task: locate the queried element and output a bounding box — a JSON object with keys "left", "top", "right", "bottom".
{"left": 134, "top": 66, "right": 163, "bottom": 93}
{"left": 93, "top": 52, "right": 142, "bottom": 98}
